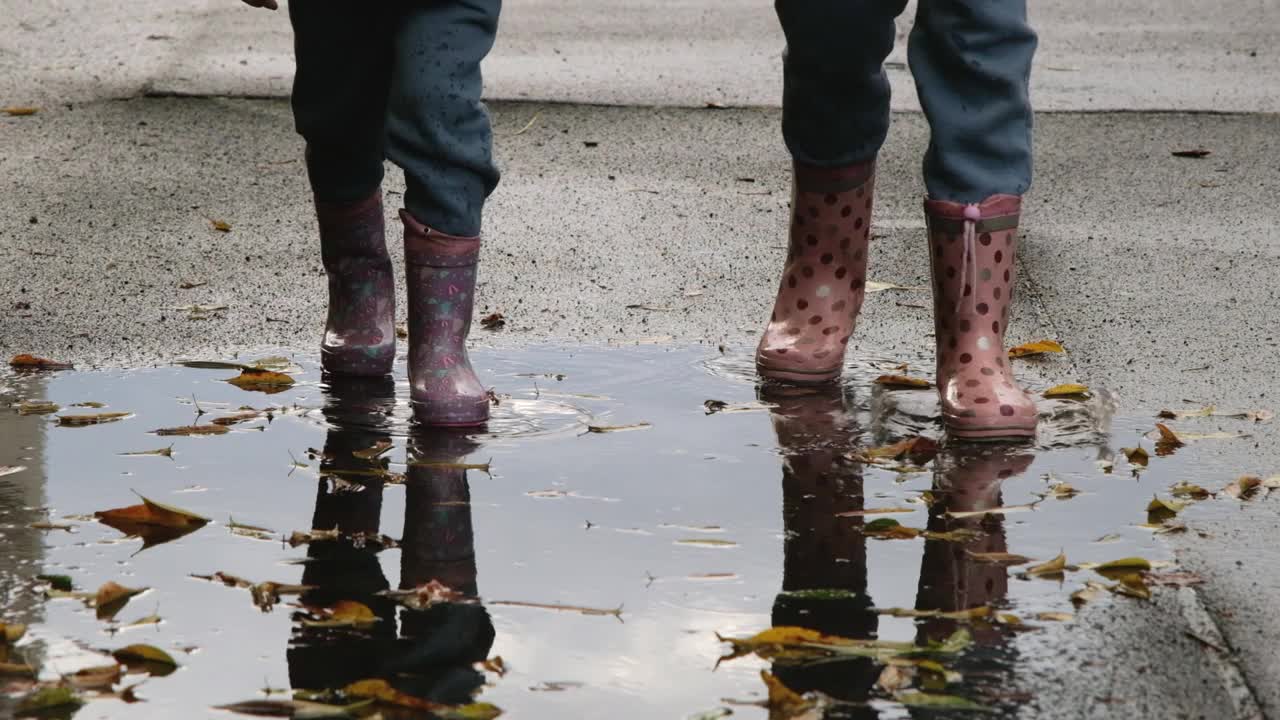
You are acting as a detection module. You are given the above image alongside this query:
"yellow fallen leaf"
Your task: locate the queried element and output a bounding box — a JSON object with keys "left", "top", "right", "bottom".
{"left": 874, "top": 375, "right": 931, "bottom": 389}
{"left": 876, "top": 664, "right": 914, "bottom": 693}
{"left": 57, "top": 412, "right": 131, "bottom": 427}
{"left": 1025, "top": 552, "right": 1068, "bottom": 578}
{"left": 1146, "top": 497, "right": 1185, "bottom": 524}
{"left": 95, "top": 582, "right": 148, "bottom": 621}
{"left": 2, "top": 107, "right": 39, "bottom": 116}
{"left": 0, "top": 661, "right": 34, "bottom": 677}
{"left": 226, "top": 368, "right": 295, "bottom": 394}
{"left": 1008, "top": 339, "right": 1065, "bottom": 358}
{"left": 1, "top": 622, "right": 27, "bottom": 644}
{"left": 113, "top": 643, "right": 178, "bottom": 675}
{"left": 345, "top": 678, "right": 502, "bottom": 718}
{"left": 1070, "top": 581, "right": 1108, "bottom": 607}
{"left": 95, "top": 492, "right": 210, "bottom": 549}
{"left": 1170, "top": 482, "right": 1211, "bottom": 500}
{"left": 865, "top": 281, "right": 926, "bottom": 293}
{"left": 1035, "top": 611, "right": 1074, "bottom": 622}
{"left": 1121, "top": 447, "right": 1149, "bottom": 467}
{"left": 17, "top": 687, "right": 82, "bottom": 714}
{"left": 1043, "top": 383, "right": 1089, "bottom": 399}
{"left": 762, "top": 671, "right": 815, "bottom": 717}
{"left": 210, "top": 219, "right": 231, "bottom": 232}
{"left": 1047, "top": 482, "right": 1080, "bottom": 500}
{"left": 1222, "top": 475, "right": 1262, "bottom": 500}
{"left": 18, "top": 400, "right": 60, "bottom": 415}
{"left": 302, "top": 600, "right": 378, "bottom": 628}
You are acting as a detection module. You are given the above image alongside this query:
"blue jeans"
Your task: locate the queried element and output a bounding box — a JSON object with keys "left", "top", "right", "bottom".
{"left": 776, "top": 0, "right": 1037, "bottom": 202}
{"left": 290, "top": 0, "right": 501, "bottom": 237}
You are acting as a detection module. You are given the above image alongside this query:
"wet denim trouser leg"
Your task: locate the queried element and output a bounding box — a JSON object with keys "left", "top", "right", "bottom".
{"left": 290, "top": 1, "right": 502, "bottom": 237}
{"left": 776, "top": 0, "right": 1037, "bottom": 202}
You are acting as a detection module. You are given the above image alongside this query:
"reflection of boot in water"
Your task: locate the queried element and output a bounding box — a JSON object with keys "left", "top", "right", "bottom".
{"left": 761, "top": 385, "right": 879, "bottom": 713}
{"left": 385, "top": 429, "right": 495, "bottom": 705}
{"left": 914, "top": 446, "right": 1033, "bottom": 656}
{"left": 289, "top": 376, "right": 398, "bottom": 692}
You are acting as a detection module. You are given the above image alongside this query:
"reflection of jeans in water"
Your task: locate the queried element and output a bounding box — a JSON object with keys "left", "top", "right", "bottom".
{"left": 289, "top": 1, "right": 502, "bottom": 236}
{"left": 776, "top": 0, "right": 1037, "bottom": 201}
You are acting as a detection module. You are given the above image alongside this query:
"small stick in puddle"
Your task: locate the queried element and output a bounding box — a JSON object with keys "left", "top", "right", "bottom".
{"left": 489, "top": 600, "right": 624, "bottom": 622}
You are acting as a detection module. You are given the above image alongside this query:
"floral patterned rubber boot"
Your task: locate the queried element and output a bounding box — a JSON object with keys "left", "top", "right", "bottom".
{"left": 925, "top": 195, "right": 1038, "bottom": 441}
{"left": 756, "top": 160, "right": 876, "bottom": 384}
{"left": 401, "top": 210, "right": 489, "bottom": 427}
{"left": 316, "top": 191, "right": 396, "bottom": 377}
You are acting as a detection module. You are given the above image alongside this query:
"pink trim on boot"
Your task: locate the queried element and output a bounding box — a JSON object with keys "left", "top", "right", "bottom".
{"left": 401, "top": 210, "right": 490, "bottom": 428}
{"left": 756, "top": 160, "right": 876, "bottom": 384}
{"left": 925, "top": 195, "right": 1037, "bottom": 440}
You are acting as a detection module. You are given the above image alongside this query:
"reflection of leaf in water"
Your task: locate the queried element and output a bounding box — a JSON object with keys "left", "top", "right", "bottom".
{"left": 95, "top": 582, "right": 148, "bottom": 621}
{"left": 16, "top": 687, "right": 83, "bottom": 715}
{"left": 0, "top": 466, "right": 26, "bottom": 478}
{"left": 1120, "top": 447, "right": 1149, "bottom": 467}
{"left": 1170, "top": 482, "right": 1211, "bottom": 500}
{"left": 345, "top": 678, "right": 502, "bottom": 718}
{"left": 944, "top": 502, "right": 1037, "bottom": 519}
{"left": 761, "top": 671, "right": 814, "bottom": 717}
{"left": 95, "top": 493, "right": 210, "bottom": 550}
{"left": 57, "top": 412, "right": 131, "bottom": 427}
{"left": 153, "top": 424, "right": 229, "bottom": 437}
{"left": 1025, "top": 552, "right": 1068, "bottom": 578}
{"left": 965, "top": 551, "right": 1034, "bottom": 566}
{"left": 1146, "top": 497, "right": 1185, "bottom": 524}
{"left": 113, "top": 644, "right": 178, "bottom": 677}
{"left": 18, "top": 400, "right": 60, "bottom": 415}
{"left": 875, "top": 606, "right": 992, "bottom": 621}
{"left": 226, "top": 368, "right": 295, "bottom": 394}
{"left": 300, "top": 600, "right": 379, "bottom": 628}
{"left": 215, "top": 699, "right": 375, "bottom": 717}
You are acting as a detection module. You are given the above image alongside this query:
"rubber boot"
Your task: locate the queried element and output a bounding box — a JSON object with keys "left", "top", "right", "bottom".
{"left": 925, "top": 195, "right": 1037, "bottom": 440}
{"left": 401, "top": 210, "right": 489, "bottom": 427}
{"left": 316, "top": 191, "right": 397, "bottom": 377}
{"left": 756, "top": 160, "right": 876, "bottom": 384}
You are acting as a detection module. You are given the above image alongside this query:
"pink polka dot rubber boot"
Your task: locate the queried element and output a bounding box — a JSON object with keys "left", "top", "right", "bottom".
{"left": 401, "top": 210, "right": 490, "bottom": 427}
{"left": 316, "top": 191, "right": 396, "bottom": 377}
{"left": 756, "top": 160, "right": 876, "bottom": 384}
{"left": 925, "top": 195, "right": 1038, "bottom": 441}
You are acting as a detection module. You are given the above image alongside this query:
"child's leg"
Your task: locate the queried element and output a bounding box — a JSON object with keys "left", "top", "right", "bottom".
{"left": 385, "top": 0, "right": 502, "bottom": 427}
{"left": 756, "top": 0, "right": 908, "bottom": 384}
{"left": 291, "top": 4, "right": 398, "bottom": 376}
{"left": 910, "top": 0, "right": 1039, "bottom": 439}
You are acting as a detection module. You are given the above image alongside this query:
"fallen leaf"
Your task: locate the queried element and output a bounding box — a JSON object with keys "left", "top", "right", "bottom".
{"left": 178, "top": 280, "right": 206, "bottom": 290}
{"left": 192, "top": 572, "right": 315, "bottom": 612}
{"left": 124, "top": 613, "right": 162, "bottom": 629}
{"left": 113, "top": 643, "right": 178, "bottom": 676}
{"left": 16, "top": 687, "right": 83, "bottom": 714}
{"left": 1043, "top": 383, "right": 1090, "bottom": 399}
{"left": 1153, "top": 423, "right": 1185, "bottom": 456}
{"left": 210, "top": 219, "right": 232, "bottom": 232}
{"left": 226, "top": 368, "right": 295, "bottom": 394}
{"left": 395, "top": 324, "right": 409, "bottom": 339}
{"left": 66, "top": 664, "right": 122, "bottom": 690}
{"left": 211, "top": 410, "right": 264, "bottom": 427}
{"left": 1007, "top": 340, "right": 1065, "bottom": 359}
{"left": 1046, "top": 482, "right": 1080, "bottom": 500}
{"left": 1035, "top": 612, "right": 1074, "bottom": 622}
{"left": 1110, "top": 574, "right": 1151, "bottom": 600}
{"left": 214, "top": 699, "right": 374, "bottom": 718}
{"left": 1146, "top": 497, "right": 1186, "bottom": 524}
{"left": 0, "top": 465, "right": 26, "bottom": 478}
{"left": 687, "top": 708, "right": 733, "bottom": 720}
{"left": 1170, "top": 482, "right": 1211, "bottom": 500}
{"left": 480, "top": 656, "right": 507, "bottom": 676}
{"left": 944, "top": 502, "right": 1038, "bottom": 519}
{"left": 1144, "top": 571, "right": 1205, "bottom": 587}
{"left": 17, "top": 400, "right": 59, "bottom": 415}
{"left": 1121, "top": 447, "right": 1150, "bottom": 467}
{"left": 1070, "top": 581, "right": 1108, "bottom": 607}
{"left": 120, "top": 446, "right": 174, "bottom": 457}
{"left": 2, "top": 107, "right": 39, "bottom": 117}
{"left": 57, "top": 412, "right": 131, "bottom": 427}
{"left": 95, "top": 492, "right": 210, "bottom": 549}
{"left": 529, "top": 681, "right": 583, "bottom": 692}
{"left": 1222, "top": 475, "right": 1262, "bottom": 500}
{"left": 95, "top": 582, "right": 149, "bottom": 621}
{"left": 1171, "top": 148, "right": 1211, "bottom": 158}
{"left": 153, "top": 424, "right": 230, "bottom": 436}
{"left": 702, "top": 399, "right": 771, "bottom": 415}
{"left": 351, "top": 440, "right": 394, "bottom": 460}
{"left": 923, "top": 529, "right": 985, "bottom": 543}
{"left": 718, "top": 626, "right": 968, "bottom": 665}
{"left": 9, "top": 354, "right": 72, "bottom": 370}
{"left": 874, "top": 375, "right": 931, "bottom": 389}
{"left": 1025, "top": 552, "right": 1068, "bottom": 578}
{"left": 586, "top": 422, "right": 651, "bottom": 433}
{"left": 380, "top": 579, "right": 469, "bottom": 611}
{"left": 480, "top": 312, "right": 506, "bottom": 329}
{"left": 301, "top": 600, "right": 379, "bottom": 628}
{"left": 876, "top": 664, "right": 914, "bottom": 693}
{"left": 2, "top": 622, "right": 28, "bottom": 643}
{"left": 856, "top": 436, "right": 939, "bottom": 465}
{"left": 967, "top": 551, "right": 1034, "bottom": 566}
{"left": 861, "top": 518, "right": 922, "bottom": 540}
{"left": 894, "top": 691, "right": 989, "bottom": 711}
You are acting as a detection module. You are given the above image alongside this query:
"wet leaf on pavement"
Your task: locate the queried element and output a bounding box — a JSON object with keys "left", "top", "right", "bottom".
{"left": 210, "top": 219, "right": 231, "bottom": 232}
{"left": 226, "top": 368, "right": 295, "bottom": 394}
{"left": 1035, "top": 612, "right": 1075, "bottom": 622}
{"left": 1153, "top": 423, "right": 1185, "bottom": 455}
{"left": 57, "top": 412, "right": 131, "bottom": 427}
{"left": 17, "top": 400, "right": 60, "bottom": 415}
{"left": 1171, "top": 148, "right": 1211, "bottom": 158}
{"left": 9, "top": 354, "right": 73, "bottom": 370}
{"left": 1070, "top": 581, "right": 1109, "bottom": 607}
{"left": 1146, "top": 497, "right": 1186, "bottom": 524}
{"left": 1121, "top": 447, "right": 1149, "bottom": 467}
{"left": 1170, "top": 482, "right": 1211, "bottom": 500}
{"left": 874, "top": 375, "right": 931, "bottom": 389}
{"left": 2, "top": 107, "right": 40, "bottom": 116}
{"left": 1007, "top": 340, "right": 1064, "bottom": 359}
{"left": 1043, "top": 383, "right": 1090, "bottom": 399}
{"left": 480, "top": 312, "right": 506, "bottom": 329}
{"left": 1144, "top": 571, "right": 1205, "bottom": 587}
{"left": 1222, "top": 475, "right": 1263, "bottom": 500}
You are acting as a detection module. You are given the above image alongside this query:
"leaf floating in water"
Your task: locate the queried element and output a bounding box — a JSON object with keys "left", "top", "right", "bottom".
{"left": 95, "top": 492, "right": 210, "bottom": 549}
{"left": 191, "top": 572, "right": 315, "bottom": 612}
{"left": 120, "top": 446, "right": 175, "bottom": 458}
{"left": 1046, "top": 482, "right": 1080, "bottom": 500}
{"left": 226, "top": 368, "right": 295, "bottom": 394}
{"left": 380, "top": 579, "right": 471, "bottom": 611}
{"left": 65, "top": 664, "right": 122, "bottom": 691}
{"left": 95, "top": 581, "right": 149, "bottom": 621}
{"left": 1024, "top": 552, "right": 1068, "bottom": 578}
{"left": 37, "top": 574, "right": 74, "bottom": 592}
{"left": 854, "top": 436, "right": 939, "bottom": 465}
{"left": 703, "top": 399, "right": 771, "bottom": 415}
{"left": 214, "top": 699, "right": 375, "bottom": 718}
{"left": 861, "top": 518, "right": 921, "bottom": 540}
{"left": 113, "top": 643, "right": 178, "bottom": 676}
{"left": 352, "top": 439, "right": 394, "bottom": 460}
{"left": 586, "top": 422, "right": 651, "bottom": 433}
{"left": 1146, "top": 497, "right": 1186, "bottom": 524}
{"left": 9, "top": 353, "right": 73, "bottom": 370}
{"left": 874, "top": 374, "right": 931, "bottom": 389}
{"left": 1152, "top": 423, "right": 1185, "bottom": 456}
{"left": 1121, "top": 446, "right": 1149, "bottom": 467}
{"left": 718, "top": 626, "right": 969, "bottom": 665}
{"left": 529, "top": 681, "right": 584, "bottom": 692}
{"left": 57, "top": 412, "right": 131, "bottom": 427}
{"left": 1144, "top": 571, "right": 1205, "bottom": 587}
{"left": 1007, "top": 339, "right": 1064, "bottom": 359}
{"left": 153, "top": 424, "right": 230, "bottom": 436}
{"left": 1070, "top": 581, "right": 1108, "bottom": 607}
{"left": 1043, "top": 383, "right": 1090, "bottom": 399}
{"left": 345, "top": 678, "right": 502, "bottom": 718}
{"left": 211, "top": 410, "right": 264, "bottom": 426}
{"left": 1221, "top": 475, "right": 1262, "bottom": 500}
{"left": 675, "top": 538, "right": 739, "bottom": 548}
{"left": 176, "top": 360, "right": 250, "bottom": 370}
{"left": 1170, "top": 482, "right": 1211, "bottom": 500}
{"left": 0, "top": 465, "right": 26, "bottom": 478}
{"left": 17, "top": 400, "right": 60, "bottom": 415}
{"left": 16, "top": 687, "right": 83, "bottom": 714}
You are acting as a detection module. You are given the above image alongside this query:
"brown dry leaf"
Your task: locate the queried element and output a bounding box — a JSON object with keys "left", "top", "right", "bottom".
{"left": 57, "top": 412, "right": 131, "bottom": 427}
{"left": 1043, "top": 383, "right": 1090, "bottom": 399}
{"left": 113, "top": 643, "right": 177, "bottom": 676}
{"left": 1007, "top": 339, "right": 1065, "bottom": 359}
{"left": 1222, "top": 475, "right": 1263, "bottom": 500}
{"left": 95, "top": 492, "right": 210, "bottom": 549}
{"left": 966, "top": 551, "right": 1034, "bottom": 566}
{"left": 16, "top": 687, "right": 83, "bottom": 714}
{"left": 18, "top": 400, "right": 60, "bottom": 415}
{"left": 1144, "top": 571, "right": 1205, "bottom": 587}
{"left": 120, "top": 446, "right": 174, "bottom": 457}
{"left": 2, "top": 107, "right": 39, "bottom": 116}
{"left": 1170, "top": 482, "right": 1212, "bottom": 500}
{"left": 1121, "top": 446, "right": 1150, "bottom": 467}
{"left": 1171, "top": 148, "right": 1211, "bottom": 158}
{"left": 480, "top": 656, "right": 507, "bottom": 676}
{"left": 874, "top": 375, "right": 931, "bottom": 389}
{"left": 9, "top": 353, "right": 72, "bottom": 369}
{"left": 1036, "top": 612, "right": 1075, "bottom": 622}
{"left": 66, "top": 664, "right": 122, "bottom": 690}
{"left": 586, "top": 422, "right": 652, "bottom": 433}
{"left": 480, "top": 312, "right": 506, "bottom": 329}
{"left": 762, "top": 671, "right": 815, "bottom": 717}
{"left": 380, "top": 579, "right": 470, "bottom": 611}
{"left": 1147, "top": 497, "right": 1186, "bottom": 524}
{"left": 861, "top": 518, "right": 922, "bottom": 540}
{"left": 301, "top": 600, "right": 379, "bottom": 628}
{"left": 351, "top": 440, "right": 393, "bottom": 460}
{"left": 153, "top": 424, "right": 230, "bottom": 436}
{"left": 210, "top": 219, "right": 231, "bottom": 232}
{"left": 226, "top": 368, "right": 295, "bottom": 394}
{"left": 1025, "top": 552, "right": 1068, "bottom": 578}
{"left": 95, "top": 582, "right": 148, "bottom": 621}
{"left": 1153, "top": 423, "right": 1185, "bottom": 456}
{"left": 1110, "top": 574, "right": 1152, "bottom": 600}
{"left": 211, "top": 410, "right": 263, "bottom": 426}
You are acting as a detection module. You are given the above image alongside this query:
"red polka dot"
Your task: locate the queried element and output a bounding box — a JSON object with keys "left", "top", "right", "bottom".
{"left": 822, "top": 326, "right": 837, "bottom": 335}
{"left": 797, "top": 299, "right": 808, "bottom": 310}
{"left": 841, "top": 206, "right": 852, "bottom": 217}
{"left": 948, "top": 337, "right": 958, "bottom": 350}
{"left": 802, "top": 266, "right": 815, "bottom": 278}
{"left": 974, "top": 397, "right": 990, "bottom": 404}
{"left": 995, "top": 357, "right": 1005, "bottom": 367}
{"left": 832, "top": 300, "right": 847, "bottom": 311}
{"left": 1004, "top": 269, "right": 1010, "bottom": 282}
{"left": 806, "top": 234, "right": 818, "bottom": 246}
{"left": 979, "top": 233, "right": 992, "bottom": 246}
{"left": 839, "top": 335, "right": 850, "bottom": 344}
{"left": 993, "top": 287, "right": 1002, "bottom": 300}
{"left": 835, "top": 267, "right": 848, "bottom": 279}
{"left": 946, "top": 267, "right": 957, "bottom": 279}
{"left": 853, "top": 249, "right": 864, "bottom": 261}
{"left": 813, "top": 349, "right": 830, "bottom": 359}
{"left": 980, "top": 367, "right": 995, "bottom": 376}
{"left": 976, "top": 303, "right": 989, "bottom": 315}
{"left": 824, "top": 194, "right": 837, "bottom": 205}
{"left": 959, "top": 319, "right": 971, "bottom": 332}
{"left": 777, "top": 348, "right": 789, "bottom": 354}
{"left": 795, "top": 213, "right": 805, "bottom": 226}
{"left": 809, "top": 315, "right": 823, "bottom": 325}
{"left": 1000, "top": 404, "right": 1015, "bottom": 416}
{"left": 992, "top": 321, "right": 1000, "bottom": 333}
{"left": 963, "top": 283, "right": 972, "bottom": 297}
{"left": 820, "top": 253, "right": 833, "bottom": 264}
{"left": 960, "top": 352, "right": 972, "bottom": 363}
{"left": 808, "top": 207, "right": 819, "bottom": 218}
{"left": 965, "top": 379, "right": 980, "bottom": 388}
{"left": 787, "top": 327, "right": 801, "bottom": 336}
{"left": 856, "top": 187, "right": 865, "bottom": 198}
{"left": 994, "top": 250, "right": 1003, "bottom": 263}
{"left": 854, "top": 217, "right": 864, "bottom": 230}
{"left": 840, "top": 236, "right": 851, "bottom": 249}
{"left": 787, "top": 275, "right": 797, "bottom": 288}
{"left": 852, "top": 279, "right": 863, "bottom": 289}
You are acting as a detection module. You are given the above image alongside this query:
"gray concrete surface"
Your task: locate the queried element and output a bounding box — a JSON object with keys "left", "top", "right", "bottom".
{"left": 3, "top": 0, "right": 1280, "bottom": 717}
{"left": 2, "top": 0, "right": 1279, "bottom": 111}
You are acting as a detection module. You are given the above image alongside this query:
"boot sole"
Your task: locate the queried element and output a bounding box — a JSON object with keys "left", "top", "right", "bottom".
{"left": 755, "top": 359, "right": 842, "bottom": 385}
{"left": 945, "top": 422, "right": 1037, "bottom": 442}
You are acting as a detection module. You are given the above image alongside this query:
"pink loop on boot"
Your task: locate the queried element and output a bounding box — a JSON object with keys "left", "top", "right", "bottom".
{"left": 963, "top": 204, "right": 982, "bottom": 221}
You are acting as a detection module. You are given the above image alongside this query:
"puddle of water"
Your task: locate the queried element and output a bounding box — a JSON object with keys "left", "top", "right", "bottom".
{"left": 0, "top": 346, "right": 1233, "bottom": 718}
